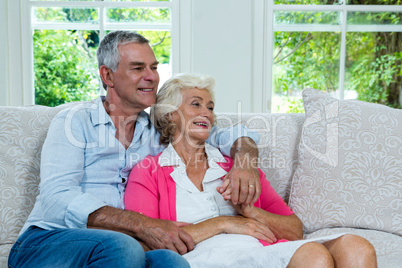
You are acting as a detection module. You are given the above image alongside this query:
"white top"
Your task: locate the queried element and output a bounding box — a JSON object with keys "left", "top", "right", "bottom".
{"left": 158, "top": 143, "right": 237, "bottom": 224}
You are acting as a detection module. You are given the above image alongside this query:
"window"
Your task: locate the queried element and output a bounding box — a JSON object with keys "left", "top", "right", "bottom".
{"left": 26, "top": 0, "right": 175, "bottom": 106}
{"left": 269, "top": 0, "right": 402, "bottom": 113}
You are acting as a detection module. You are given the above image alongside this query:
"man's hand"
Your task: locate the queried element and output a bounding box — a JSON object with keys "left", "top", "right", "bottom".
{"left": 88, "top": 206, "right": 194, "bottom": 255}
{"left": 136, "top": 217, "right": 194, "bottom": 255}
{"left": 217, "top": 137, "right": 261, "bottom": 205}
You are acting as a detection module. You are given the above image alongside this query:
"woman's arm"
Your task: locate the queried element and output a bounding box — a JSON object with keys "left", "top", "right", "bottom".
{"left": 233, "top": 169, "right": 303, "bottom": 241}
{"left": 180, "top": 215, "right": 276, "bottom": 245}
{"left": 234, "top": 205, "right": 303, "bottom": 241}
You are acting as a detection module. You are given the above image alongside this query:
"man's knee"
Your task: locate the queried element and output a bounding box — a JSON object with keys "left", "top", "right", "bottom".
{"left": 89, "top": 230, "right": 146, "bottom": 267}
{"left": 146, "top": 249, "right": 190, "bottom": 268}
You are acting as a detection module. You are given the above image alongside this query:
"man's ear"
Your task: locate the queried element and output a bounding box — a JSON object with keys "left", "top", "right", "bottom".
{"left": 99, "top": 65, "right": 114, "bottom": 88}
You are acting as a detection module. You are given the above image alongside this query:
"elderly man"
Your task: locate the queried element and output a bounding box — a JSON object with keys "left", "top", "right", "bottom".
{"left": 8, "top": 31, "right": 261, "bottom": 267}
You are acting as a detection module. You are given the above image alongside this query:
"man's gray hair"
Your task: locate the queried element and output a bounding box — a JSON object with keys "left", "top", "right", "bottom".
{"left": 97, "top": 31, "right": 149, "bottom": 89}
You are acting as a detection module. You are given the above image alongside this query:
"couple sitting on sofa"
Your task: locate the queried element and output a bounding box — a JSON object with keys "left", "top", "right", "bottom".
{"left": 8, "top": 30, "right": 376, "bottom": 268}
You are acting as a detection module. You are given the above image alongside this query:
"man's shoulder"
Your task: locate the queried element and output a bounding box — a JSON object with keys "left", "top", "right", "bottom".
{"left": 49, "top": 99, "right": 105, "bottom": 131}
{"left": 53, "top": 99, "right": 98, "bottom": 119}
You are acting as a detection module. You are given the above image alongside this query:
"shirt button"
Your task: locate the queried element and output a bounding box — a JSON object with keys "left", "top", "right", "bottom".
{"left": 206, "top": 196, "right": 212, "bottom": 201}
{"left": 211, "top": 207, "right": 216, "bottom": 211}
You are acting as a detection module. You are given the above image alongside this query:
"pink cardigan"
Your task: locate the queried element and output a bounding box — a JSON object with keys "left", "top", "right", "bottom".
{"left": 125, "top": 153, "right": 294, "bottom": 245}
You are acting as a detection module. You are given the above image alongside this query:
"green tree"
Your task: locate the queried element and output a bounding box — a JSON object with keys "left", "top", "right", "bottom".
{"left": 34, "top": 5, "right": 171, "bottom": 107}
{"left": 34, "top": 29, "right": 99, "bottom": 107}
{"left": 273, "top": 0, "right": 401, "bottom": 112}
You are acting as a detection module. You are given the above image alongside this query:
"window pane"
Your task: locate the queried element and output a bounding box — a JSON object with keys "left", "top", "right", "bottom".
{"left": 274, "top": 0, "right": 340, "bottom": 4}
{"left": 348, "top": 11, "right": 402, "bottom": 25}
{"left": 273, "top": 32, "right": 341, "bottom": 113}
{"left": 33, "top": 0, "right": 170, "bottom": 2}
{"left": 347, "top": 0, "right": 400, "bottom": 5}
{"left": 103, "top": 0, "right": 170, "bottom": 1}
{"left": 33, "top": 7, "right": 98, "bottom": 24}
{"left": 275, "top": 11, "right": 341, "bottom": 25}
{"left": 345, "top": 31, "right": 402, "bottom": 107}
{"left": 34, "top": 30, "right": 100, "bottom": 106}
{"left": 106, "top": 8, "right": 170, "bottom": 24}
{"left": 137, "top": 30, "right": 171, "bottom": 86}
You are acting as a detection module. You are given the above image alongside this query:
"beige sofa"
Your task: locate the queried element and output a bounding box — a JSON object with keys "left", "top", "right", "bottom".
{"left": 1, "top": 88, "right": 401, "bottom": 267}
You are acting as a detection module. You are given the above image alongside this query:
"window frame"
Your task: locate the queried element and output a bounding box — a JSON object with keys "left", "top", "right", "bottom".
{"left": 263, "top": 2, "right": 402, "bottom": 112}
{"left": 16, "top": 0, "right": 181, "bottom": 105}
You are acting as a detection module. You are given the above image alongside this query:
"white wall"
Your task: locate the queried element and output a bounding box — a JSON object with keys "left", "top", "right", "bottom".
{"left": 191, "top": 0, "right": 253, "bottom": 113}
{"left": 0, "top": 0, "right": 8, "bottom": 106}
{"left": 183, "top": 0, "right": 267, "bottom": 113}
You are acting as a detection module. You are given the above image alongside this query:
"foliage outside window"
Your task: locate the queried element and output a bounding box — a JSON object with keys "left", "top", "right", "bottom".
{"left": 272, "top": 0, "right": 402, "bottom": 113}
{"left": 32, "top": 0, "right": 172, "bottom": 107}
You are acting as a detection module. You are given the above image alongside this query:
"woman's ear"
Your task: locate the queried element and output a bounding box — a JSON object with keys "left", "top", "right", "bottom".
{"left": 99, "top": 65, "right": 114, "bottom": 89}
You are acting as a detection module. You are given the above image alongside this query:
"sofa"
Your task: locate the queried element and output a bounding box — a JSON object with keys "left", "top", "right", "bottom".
{"left": 1, "top": 88, "right": 401, "bottom": 267}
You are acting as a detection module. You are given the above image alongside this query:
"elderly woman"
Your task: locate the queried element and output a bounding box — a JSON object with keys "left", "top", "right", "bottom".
{"left": 125, "top": 73, "right": 377, "bottom": 268}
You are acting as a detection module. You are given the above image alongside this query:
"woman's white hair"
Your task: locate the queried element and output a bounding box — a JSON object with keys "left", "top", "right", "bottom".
{"left": 151, "top": 73, "right": 216, "bottom": 145}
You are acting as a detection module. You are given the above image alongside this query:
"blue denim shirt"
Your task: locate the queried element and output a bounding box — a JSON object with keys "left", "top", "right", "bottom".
{"left": 20, "top": 97, "right": 259, "bottom": 235}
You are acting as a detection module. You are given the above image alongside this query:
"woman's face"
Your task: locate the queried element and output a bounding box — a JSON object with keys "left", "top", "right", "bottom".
{"left": 172, "top": 88, "right": 215, "bottom": 145}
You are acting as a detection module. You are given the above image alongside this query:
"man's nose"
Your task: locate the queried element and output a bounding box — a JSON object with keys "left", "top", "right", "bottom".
{"left": 143, "top": 67, "right": 159, "bottom": 81}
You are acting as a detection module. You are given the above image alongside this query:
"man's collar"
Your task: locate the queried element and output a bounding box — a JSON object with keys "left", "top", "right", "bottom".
{"left": 90, "top": 96, "right": 150, "bottom": 127}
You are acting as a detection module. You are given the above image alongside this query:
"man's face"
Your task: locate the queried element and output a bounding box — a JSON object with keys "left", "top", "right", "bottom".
{"left": 111, "top": 42, "right": 160, "bottom": 111}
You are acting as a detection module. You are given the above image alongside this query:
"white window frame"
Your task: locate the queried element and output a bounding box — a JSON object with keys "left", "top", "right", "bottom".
{"left": 4, "top": 0, "right": 402, "bottom": 110}
{"left": 7, "top": 0, "right": 181, "bottom": 106}
{"left": 262, "top": 2, "right": 402, "bottom": 112}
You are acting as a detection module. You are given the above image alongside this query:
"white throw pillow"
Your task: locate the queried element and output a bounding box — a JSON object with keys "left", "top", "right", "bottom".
{"left": 288, "top": 88, "right": 402, "bottom": 236}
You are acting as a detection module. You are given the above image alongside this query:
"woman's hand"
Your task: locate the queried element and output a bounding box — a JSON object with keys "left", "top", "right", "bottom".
{"left": 220, "top": 216, "right": 277, "bottom": 244}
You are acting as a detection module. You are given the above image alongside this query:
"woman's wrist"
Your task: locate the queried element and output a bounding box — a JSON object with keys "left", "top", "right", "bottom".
{"left": 215, "top": 216, "right": 231, "bottom": 233}
{"left": 242, "top": 205, "right": 260, "bottom": 220}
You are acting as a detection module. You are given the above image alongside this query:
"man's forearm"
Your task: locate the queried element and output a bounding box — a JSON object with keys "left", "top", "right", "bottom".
{"left": 87, "top": 206, "right": 142, "bottom": 237}
{"left": 87, "top": 206, "right": 195, "bottom": 254}
{"left": 230, "top": 137, "right": 259, "bottom": 169}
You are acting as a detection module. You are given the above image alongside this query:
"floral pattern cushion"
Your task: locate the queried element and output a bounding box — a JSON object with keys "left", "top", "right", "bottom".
{"left": 216, "top": 113, "right": 305, "bottom": 202}
{"left": 289, "top": 88, "right": 402, "bottom": 236}
{"left": 0, "top": 103, "right": 77, "bottom": 267}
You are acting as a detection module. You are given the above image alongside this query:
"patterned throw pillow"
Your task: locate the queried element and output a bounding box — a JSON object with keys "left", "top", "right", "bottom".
{"left": 288, "top": 88, "right": 402, "bottom": 236}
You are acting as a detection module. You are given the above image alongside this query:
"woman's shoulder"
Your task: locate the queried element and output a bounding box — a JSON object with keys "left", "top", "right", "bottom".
{"left": 134, "top": 153, "right": 162, "bottom": 170}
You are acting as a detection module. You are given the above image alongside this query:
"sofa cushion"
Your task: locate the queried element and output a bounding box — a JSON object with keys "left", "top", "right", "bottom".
{"left": 216, "top": 113, "right": 305, "bottom": 202}
{"left": 0, "top": 103, "right": 77, "bottom": 250}
{"left": 288, "top": 88, "right": 402, "bottom": 236}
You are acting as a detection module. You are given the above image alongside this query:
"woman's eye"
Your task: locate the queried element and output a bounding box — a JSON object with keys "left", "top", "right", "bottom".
{"left": 208, "top": 106, "right": 214, "bottom": 111}
{"left": 192, "top": 102, "right": 200, "bottom": 107}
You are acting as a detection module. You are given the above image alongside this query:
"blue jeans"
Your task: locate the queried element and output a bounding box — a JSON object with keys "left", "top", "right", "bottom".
{"left": 8, "top": 226, "right": 190, "bottom": 268}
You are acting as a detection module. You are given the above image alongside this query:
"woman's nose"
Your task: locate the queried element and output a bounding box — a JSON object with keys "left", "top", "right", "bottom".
{"left": 202, "top": 107, "right": 213, "bottom": 118}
